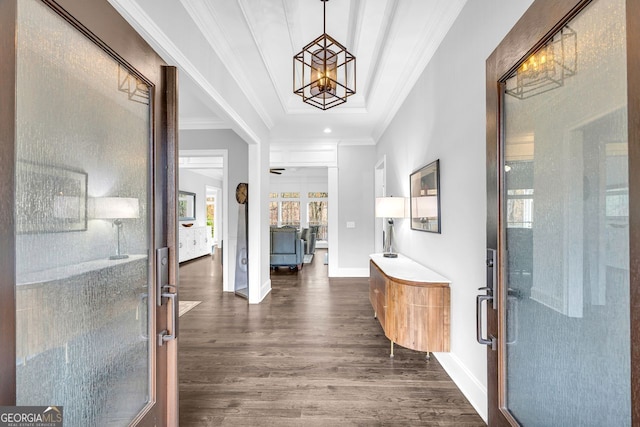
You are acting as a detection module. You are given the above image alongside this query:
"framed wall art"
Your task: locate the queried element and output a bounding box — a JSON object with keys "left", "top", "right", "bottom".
{"left": 16, "top": 161, "right": 88, "bottom": 233}
{"left": 178, "top": 190, "right": 196, "bottom": 221}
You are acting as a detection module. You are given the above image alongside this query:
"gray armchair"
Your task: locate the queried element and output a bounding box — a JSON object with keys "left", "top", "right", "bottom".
{"left": 300, "top": 228, "right": 317, "bottom": 255}
{"left": 270, "top": 227, "right": 304, "bottom": 269}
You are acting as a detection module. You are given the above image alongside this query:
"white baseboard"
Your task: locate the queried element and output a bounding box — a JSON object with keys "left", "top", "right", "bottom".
{"left": 434, "top": 352, "right": 488, "bottom": 423}
{"left": 259, "top": 279, "right": 272, "bottom": 302}
{"left": 330, "top": 267, "right": 369, "bottom": 278}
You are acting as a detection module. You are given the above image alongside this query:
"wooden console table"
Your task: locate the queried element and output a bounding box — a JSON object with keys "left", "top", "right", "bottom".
{"left": 369, "top": 253, "right": 451, "bottom": 358}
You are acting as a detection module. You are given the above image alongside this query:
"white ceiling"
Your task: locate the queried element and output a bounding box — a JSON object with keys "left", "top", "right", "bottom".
{"left": 110, "top": 0, "right": 467, "bottom": 145}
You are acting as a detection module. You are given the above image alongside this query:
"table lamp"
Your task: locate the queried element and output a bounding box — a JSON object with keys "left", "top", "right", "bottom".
{"left": 90, "top": 197, "right": 140, "bottom": 259}
{"left": 375, "top": 196, "right": 406, "bottom": 258}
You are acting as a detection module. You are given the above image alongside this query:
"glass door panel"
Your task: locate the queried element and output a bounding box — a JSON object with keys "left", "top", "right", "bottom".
{"left": 501, "top": 0, "right": 630, "bottom": 425}
{"left": 15, "top": 1, "right": 152, "bottom": 425}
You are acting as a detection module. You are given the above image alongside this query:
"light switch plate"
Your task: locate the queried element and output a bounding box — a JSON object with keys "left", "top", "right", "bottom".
{"left": 346, "top": 221, "right": 356, "bottom": 228}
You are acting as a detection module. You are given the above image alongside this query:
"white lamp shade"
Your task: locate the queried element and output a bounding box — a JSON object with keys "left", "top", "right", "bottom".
{"left": 413, "top": 196, "right": 438, "bottom": 218}
{"left": 89, "top": 197, "right": 140, "bottom": 219}
{"left": 375, "top": 197, "right": 406, "bottom": 218}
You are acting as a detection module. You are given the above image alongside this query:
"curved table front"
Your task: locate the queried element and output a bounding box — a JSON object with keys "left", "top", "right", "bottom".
{"left": 369, "top": 254, "right": 451, "bottom": 357}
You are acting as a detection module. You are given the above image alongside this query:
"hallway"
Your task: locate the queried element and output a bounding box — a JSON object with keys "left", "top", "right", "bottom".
{"left": 178, "top": 251, "right": 484, "bottom": 426}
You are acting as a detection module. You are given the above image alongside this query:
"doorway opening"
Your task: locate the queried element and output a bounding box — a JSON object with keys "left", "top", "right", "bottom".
{"left": 178, "top": 150, "right": 228, "bottom": 288}
{"left": 269, "top": 167, "right": 329, "bottom": 272}
{"left": 205, "top": 185, "right": 221, "bottom": 250}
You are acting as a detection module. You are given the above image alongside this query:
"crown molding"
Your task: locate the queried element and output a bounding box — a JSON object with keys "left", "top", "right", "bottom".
{"left": 346, "top": 0, "right": 364, "bottom": 53}
{"left": 179, "top": 157, "right": 224, "bottom": 169}
{"left": 284, "top": 105, "right": 369, "bottom": 115}
{"left": 338, "top": 138, "right": 376, "bottom": 146}
{"left": 238, "top": 0, "right": 291, "bottom": 114}
{"left": 270, "top": 140, "right": 338, "bottom": 168}
{"left": 181, "top": 1, "right": 276, "bottom": 130}
{"left": 270, "top": 137, "right": 374, "bottom": 148}
{"left": 363, "top": 0, "right": 399, "bottom": 105}
{"left": 271, "top": 139, "right": 339, "bottom": 149}
{"left": 108, "top": 0, "right": 263, "bottom": 145}
{"left": 179, "top": 117, "right": 230, "bottom": 130}
{"left": 372, "top": 0, "right": 467, "bottom": 142}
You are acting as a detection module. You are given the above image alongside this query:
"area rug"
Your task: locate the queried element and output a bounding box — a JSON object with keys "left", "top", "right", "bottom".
{"left": 179, "top": 300, "right": 202, "bottom": 317}
{"left": 303, "top": 254, "right": 314, "bottom": 264}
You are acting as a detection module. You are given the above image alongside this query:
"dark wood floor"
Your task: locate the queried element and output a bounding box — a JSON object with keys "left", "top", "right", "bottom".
{"left": 178, "top": 249, "right": 485, "bottom": 426}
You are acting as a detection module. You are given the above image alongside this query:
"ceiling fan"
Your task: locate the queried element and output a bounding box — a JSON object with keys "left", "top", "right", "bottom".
{"left": 270, "top": 168, "right": 285, "bottom": 175}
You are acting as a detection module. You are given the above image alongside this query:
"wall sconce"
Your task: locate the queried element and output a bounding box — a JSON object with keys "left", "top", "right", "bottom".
{"left": 505, "top": 25, "right": 576, "bottom": 99}
{"left": 375, "top": 196, "right": 406, "bottom": 258}
{"left": 89, "top": 197, "right": 139, "bottom": 260}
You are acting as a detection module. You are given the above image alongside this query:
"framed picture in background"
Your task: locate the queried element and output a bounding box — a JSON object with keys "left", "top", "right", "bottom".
{"left": 178, "top": 190, "right": 196, "bottom": 221}
{"left": 410, "top": 159, "right": 440, "bottom": 233}
{"left": 16, "top": 161, "right": 88, "bottom": 233}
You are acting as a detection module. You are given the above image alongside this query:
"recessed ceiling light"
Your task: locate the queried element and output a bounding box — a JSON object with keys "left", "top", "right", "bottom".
{"left": 323, "top": 128, "right": 332, "bottom": 134}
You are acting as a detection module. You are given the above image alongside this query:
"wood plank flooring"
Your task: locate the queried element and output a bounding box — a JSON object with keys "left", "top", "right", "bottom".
{"left": 178, "top": 249, "right": 485, "bottom": 426}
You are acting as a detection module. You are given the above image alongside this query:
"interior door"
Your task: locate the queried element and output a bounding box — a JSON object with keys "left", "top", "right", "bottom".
{"left": 483, "top": 0, "right": 639, "bottom": 425}
{"left": 0, "top": 0, "right": 178, "bottom": 425}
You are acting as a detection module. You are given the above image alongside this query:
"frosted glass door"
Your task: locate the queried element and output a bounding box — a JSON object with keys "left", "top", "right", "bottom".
{"left": 501, "top": 0, "right": 630, "bottom": 425}
{"left": 15, "top": 1, "right": 152, "bottom": 425}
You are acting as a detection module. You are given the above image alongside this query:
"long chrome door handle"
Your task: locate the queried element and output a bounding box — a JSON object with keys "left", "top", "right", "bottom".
{"left": 476, "top": 292, "right": 496, "bottom": 350}
{"left": 158, "top": 289, "right": 177, "bottom": 346}
{"left": 156, "top": 247, "right": 178, "bottom": 346}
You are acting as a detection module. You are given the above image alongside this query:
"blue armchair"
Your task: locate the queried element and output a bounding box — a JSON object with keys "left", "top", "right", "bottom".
{"left": 300, "top": 228, "right": 317, "bottom": 255}
{"left": 270, "top": 227, "right": 304, "bottom": 269}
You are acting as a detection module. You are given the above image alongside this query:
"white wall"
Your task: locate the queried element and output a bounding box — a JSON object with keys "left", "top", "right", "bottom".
{"left": 178, "top": 168, "right": 222, "bottom": 228}
{"left": 375, "top": 0, "right": 534, "bottom": 421}
{"left": 334, "top": 145, "right": 376, "bottom": 275}
{"left": 180, "top": 129, "right": 248, "bottom": 292}
{"left": 248, "top": 142, "right": 272, "bottom": 303}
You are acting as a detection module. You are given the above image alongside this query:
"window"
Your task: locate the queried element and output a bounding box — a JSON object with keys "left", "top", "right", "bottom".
{"left": 308, "top": 192, "right": 328, "bottom": 198}
{"left": 206, "top": 196, "right": 215, "bottom": 238}
{"left": 269, "top": 190, "right": 327, "bottom": 233}
{"left": 308, "top": 200, "right": 328, "bottom": 240}
{"left": 269, "top": 201, "right": 278, "bottom": 226}
{"left": 506, "top": 189, "right": 533, "bottom": 228}
{"left": 281, "top": 201, "right": 300, "bottom": 227}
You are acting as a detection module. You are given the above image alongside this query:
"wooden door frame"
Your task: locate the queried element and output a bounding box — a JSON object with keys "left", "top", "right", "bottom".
{"left": 0, "top": 0, "right": 17, "bottom": 405}
{"left": 0, "top": 0, "right": 178, "bottom": 425}
{"left": 486, "top": 0, "right": 639, "bottom": 424}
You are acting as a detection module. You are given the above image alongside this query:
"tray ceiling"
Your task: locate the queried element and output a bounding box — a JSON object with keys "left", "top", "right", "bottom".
{"left": 110, "top": 0, "right": 466, "bottom": 144}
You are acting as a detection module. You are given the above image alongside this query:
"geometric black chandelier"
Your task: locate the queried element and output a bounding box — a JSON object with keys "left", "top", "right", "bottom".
{"left": 293, "top": 0, "right": 356, "bottom": 110}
